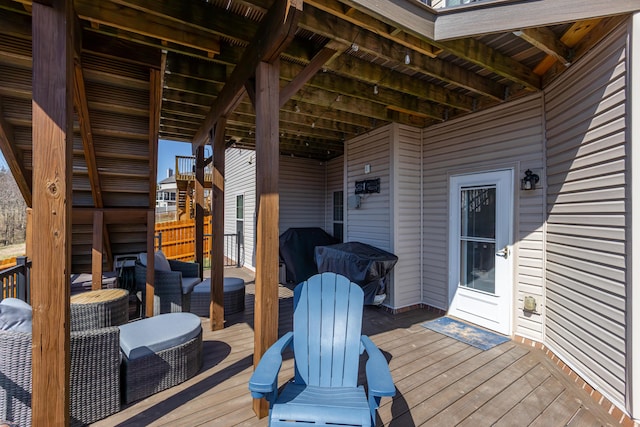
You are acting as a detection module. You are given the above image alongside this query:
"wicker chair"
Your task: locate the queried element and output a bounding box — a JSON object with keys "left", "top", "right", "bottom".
{"left": 0, "top": 326, "right": 121, "bottom": 427}
{"left": 134, "top": 254, "right": 201, "bottom": 316}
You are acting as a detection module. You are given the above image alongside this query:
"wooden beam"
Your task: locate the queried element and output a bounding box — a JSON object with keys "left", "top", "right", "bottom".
{"left": 195, "top": 145, "right": 205, "bottom": 279}
{"left": 210, "top": 120, "right": 226, "bottom": 332}
{"left": 31, "top": 0, "right": 74, "bottom": 424}
{"left": 74, "top": 60, "right": 115, "bottom": 269}
{"left": 533, "top": 19, "right": 601, "bottom": 76}
{"left": 72, "top": 207, "right": 153, "bottom": 224}
{"left": 307, "top": 0, "right": 440, "bottom": 58}
{"left": 0, "top": 97, "right": 32, "bottom": 207}
{"left": 253, "top": 60, "right": 280, "bottom": 419}
{"left": 299, "top": 4, "right": 505, "bottom": 100}
{"left": 91, "top": 210, "right": 104, "bottom": 290}
{"left": 191, "top": 0, "right": 303, "bottom": 150}
{"left": 337, "top": 0, "right": 540, "bottom": 90}
{"left": 71, "top": 74, "right": 101, "bottom": 161}
{"left": 436, "top": 38, "right": 540, "bottom": 91}
{"left": 74, "top": 0, "right": 221, "bottom": 56}
{"left": 515, "top": 27, "right": 573, "bottom": 67}
{"left": 149, "top": 53, "right": 166, "bottom": 209}
{"left": 338, "top": 0, "right": 435, "bottom": 40}
{"left": 145, "top": 209, "right": 155, "bottom": 317}
{"left": 279, "top": 46, "right": 338, "bottom": 108}
{"left": 434, "top": 0, "right": 640, "bottom": 40}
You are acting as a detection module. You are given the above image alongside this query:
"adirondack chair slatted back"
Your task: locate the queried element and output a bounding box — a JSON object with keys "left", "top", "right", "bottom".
{"left": 293, "top": 272, "right": 364, "bottom": 388}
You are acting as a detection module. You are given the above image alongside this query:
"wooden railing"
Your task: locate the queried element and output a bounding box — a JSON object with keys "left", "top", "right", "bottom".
{"left": 1, "top": 256, "right": 31, "bottom": 301}
{"left": 154, "top": 216, "right": 242, "bottom": 267}
{"left": 0, "top": 257, "right": 17, "bottom": 269}
{"left": 174, "top": 155, "right": 214, "bottom": 183}
{"left": 0, "top": 218, "right": 242, "bottom": 301}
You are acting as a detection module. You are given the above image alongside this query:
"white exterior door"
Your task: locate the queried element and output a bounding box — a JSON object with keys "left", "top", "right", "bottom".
{"left": 448, "top": 170, "right": 514, "bottom": 335}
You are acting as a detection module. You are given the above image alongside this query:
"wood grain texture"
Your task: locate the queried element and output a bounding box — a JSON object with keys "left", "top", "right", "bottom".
{"left": 145, "top": 209, "right": 156, "bottom": 317}
{"left": 195, "top": 144, "right": 205, "bottom": 279}
{"left": 30, "top": 0, "right": 74, "bottom": 424}
{"left": 253, "top": 60, "right": 280, "bottom": 419}
{"left": 91, "top": 210, "right": 104, "bottom": 290}
{"left": 210, "top": 119, "right": 226, "bottom": 331}
{"left": 92, "top": 281, "right": 622, "bottom": 427}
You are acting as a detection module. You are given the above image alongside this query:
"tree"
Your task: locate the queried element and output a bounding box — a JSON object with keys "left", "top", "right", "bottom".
{"left": 0, "top": 166, "right": 27, "bottom": 246}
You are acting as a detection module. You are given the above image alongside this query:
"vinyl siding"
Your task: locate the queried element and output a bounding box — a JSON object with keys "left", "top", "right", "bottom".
{"left": 392, "top": 124, "right": 423, "bottom": 308}
{"left": 224, "top": 148, "right": 256, "bottom": 269}
{"left": 345, "top": 126, "right": 392, "bottom": 251}
{"left": 543, "top": 23, "right": 629, "bottom": 406}
{"left": 422, "top": 94, "right": 545, "bottom": 340}
{"left": 324, "top": 155, "right": 344, "bottom": 238}
{"left": 279, "top": 156, "right": 326, "bottom": 232}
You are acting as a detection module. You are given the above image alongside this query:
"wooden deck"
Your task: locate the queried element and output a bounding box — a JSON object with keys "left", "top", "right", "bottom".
{"left": 93, "top": 272, "right": 619, "bottom": 427}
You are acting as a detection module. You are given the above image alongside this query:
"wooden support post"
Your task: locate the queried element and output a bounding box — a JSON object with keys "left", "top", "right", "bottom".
{"left": 91, "top": 210, "right": 104, "bottom": 290}
{"left": 31, "top": 0, "right": 74, "bottom": 424}
{"left": 195, "top": 145, "right": 205, "bottom": 279}
{"left": 210, "top": 120, "right": 226, "bottom": 331}
{"left": 25, "top": 207, "right": 32, "bottom": 259}
{"left": 145, "top": 210, "right": 156, "bottom": 317}
{"left": 253, "top": 60, "right": 280, "bottom": 419}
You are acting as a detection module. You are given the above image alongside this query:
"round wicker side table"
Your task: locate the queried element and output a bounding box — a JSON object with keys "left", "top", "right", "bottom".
{"left": 70, "top": 288, "right": 129, "bottom": 331}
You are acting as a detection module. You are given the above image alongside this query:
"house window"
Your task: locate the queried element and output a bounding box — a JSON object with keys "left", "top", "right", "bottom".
{"left": 236, "top": 195, "right": 244, "bottom": 246}
{"left": 446, "top": 0, "right": 481, "bottom": 6}
{"left": 170, "top": 192, "right": 176, "bottom": 201}
{"left": 333, "top": 191, "right": 343, "bottom": 242}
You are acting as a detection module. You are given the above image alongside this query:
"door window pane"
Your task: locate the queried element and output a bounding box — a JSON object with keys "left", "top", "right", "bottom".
{"left": 459, "top": 186, "right": 496, "bottom": 294}
{"left": 460, "top": 187, "right": 495, "bottom": 239}
{"left": 460, "top": 241, "right": 495, "bottom": 293}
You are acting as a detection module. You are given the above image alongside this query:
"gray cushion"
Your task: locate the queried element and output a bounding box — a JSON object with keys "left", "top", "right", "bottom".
{"left": 154, "top": 251, "right": 172, "bottom": 272}
{"left": 138, "top": 252, "right": 148, "bottom": 266}
{"left": 224, "top": 277, "right": 245, "bottom": 292}
{"left": 192, "top": 278, "right": 245, "bottom": 294}
{"left": 0, "top": 299, "right": 32, "bottom": 332}
{"left": 138, "top": 251, "right": 172, "bottom": 272}
{"left": 0, "top": 298, "right": 32, "bottom": 311}
{"left": 119, "top": 312, "right": 202, "bottom": 360}
{"left": 181, "top": 277, "right": 201, "bottom": 294}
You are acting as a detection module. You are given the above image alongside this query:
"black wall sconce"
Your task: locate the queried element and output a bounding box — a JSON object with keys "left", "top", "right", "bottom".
{"left": 521, "top": 169, "right": 539, "bottom": 191}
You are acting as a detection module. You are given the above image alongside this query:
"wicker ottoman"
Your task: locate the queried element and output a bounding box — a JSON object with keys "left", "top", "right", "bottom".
{"left": 190, "top": 277, "right": 245, "bottom": 316}
{"left": 118, "top": 313, "right": 203, "bottom": 404}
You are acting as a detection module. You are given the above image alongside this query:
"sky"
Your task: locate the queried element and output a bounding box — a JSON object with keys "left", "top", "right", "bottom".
{"left": 0, "top": 140, "right": 196, "bottom": 182}
{"left": 157, "top": 139, "right": 194, "bottom": 182}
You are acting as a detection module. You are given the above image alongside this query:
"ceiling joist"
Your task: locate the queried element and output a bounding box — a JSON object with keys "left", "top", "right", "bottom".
{"left": 191, "top": 0, "right": 303, "bottom": 149}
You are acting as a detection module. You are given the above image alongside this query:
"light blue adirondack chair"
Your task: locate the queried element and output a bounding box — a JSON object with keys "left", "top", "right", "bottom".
{"left": 249, "top": 272, "right": 395, "bottom": 426}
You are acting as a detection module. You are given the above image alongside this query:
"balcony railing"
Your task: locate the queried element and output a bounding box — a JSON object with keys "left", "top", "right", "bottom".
{"left": 174, "top": 155, "right": 214, "bottom": 183}
{"left": 0, "top": 256, "right": 31, "bottom": 302}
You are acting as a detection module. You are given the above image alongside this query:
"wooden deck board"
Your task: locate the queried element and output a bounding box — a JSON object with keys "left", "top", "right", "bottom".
{"left": 92, "top": 275, "right": 622, "bottom": 427}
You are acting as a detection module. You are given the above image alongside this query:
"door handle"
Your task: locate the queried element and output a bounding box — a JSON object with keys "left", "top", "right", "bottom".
{"left": 496, "top": 246, "right": 509, "bottom": 259}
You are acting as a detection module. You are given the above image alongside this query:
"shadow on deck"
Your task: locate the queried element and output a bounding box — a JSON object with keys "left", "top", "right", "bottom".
{"left": 93, "top": 268, "right": 620, "bottom": 427}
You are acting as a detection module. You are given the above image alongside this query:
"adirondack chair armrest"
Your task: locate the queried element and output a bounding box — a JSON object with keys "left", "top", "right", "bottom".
{"left": 361, "top": 335, "right": 395, "bottom": 397}
{"left": 249, "top": 332, "right": 294, "bottom": 399}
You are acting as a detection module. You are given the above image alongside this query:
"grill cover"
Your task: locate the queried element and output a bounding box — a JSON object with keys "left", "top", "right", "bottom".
{"left": 279, "top": 228, "right": 339, "bottom": 284}
{"left": 314, "top": 242, "right": 398, "bottom": 305}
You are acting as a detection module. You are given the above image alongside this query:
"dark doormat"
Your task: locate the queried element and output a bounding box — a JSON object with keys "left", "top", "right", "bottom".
{"left": 422, "top": 316, "right": 509, "bottom": 350}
